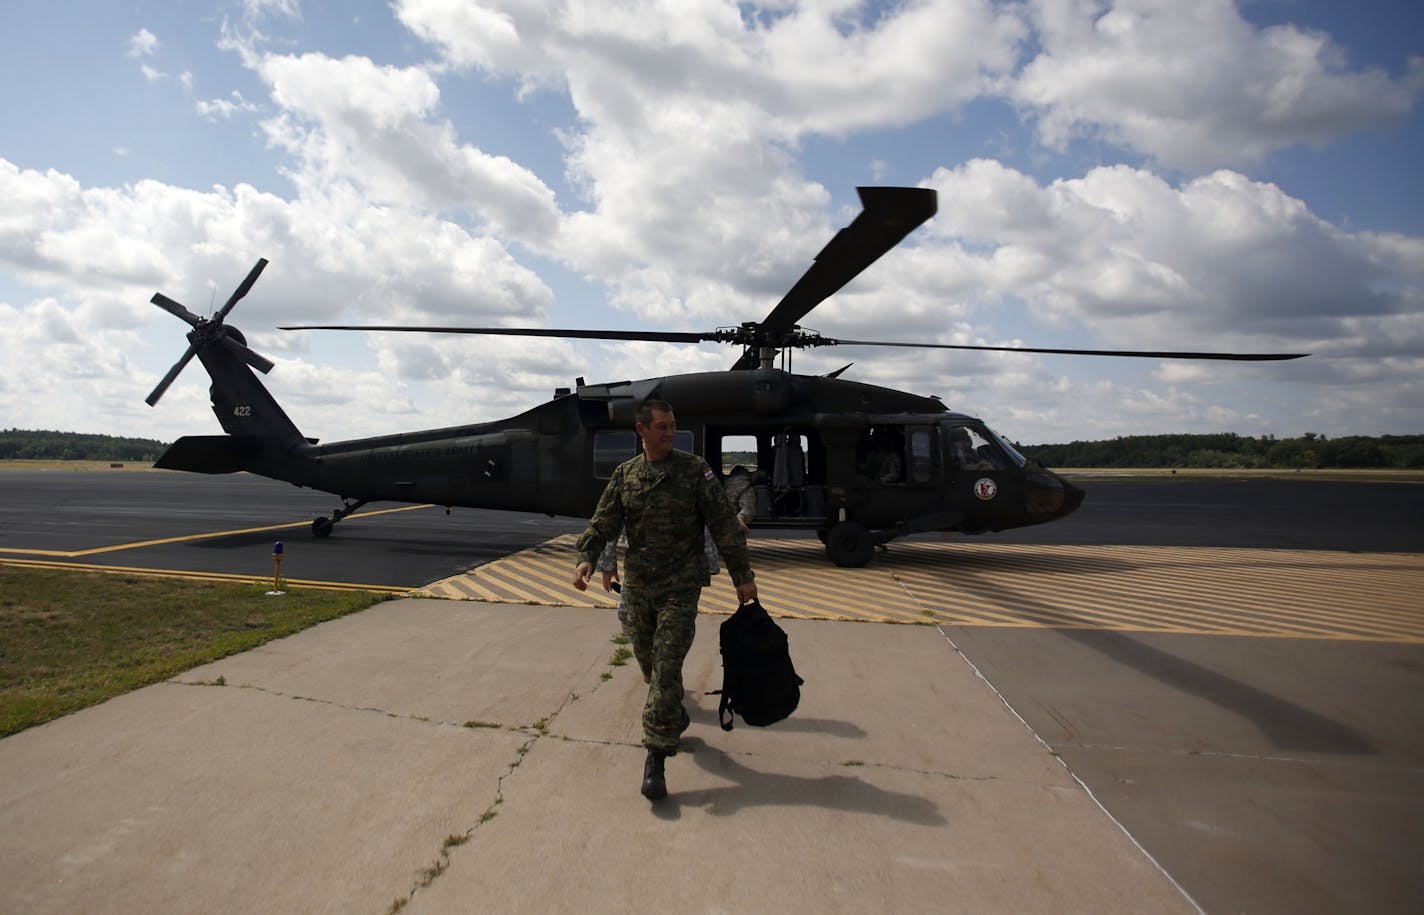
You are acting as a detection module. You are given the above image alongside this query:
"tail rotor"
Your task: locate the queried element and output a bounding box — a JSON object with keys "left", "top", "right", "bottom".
{"left": 146, "top": 258, "right": 276, "bottom": 406}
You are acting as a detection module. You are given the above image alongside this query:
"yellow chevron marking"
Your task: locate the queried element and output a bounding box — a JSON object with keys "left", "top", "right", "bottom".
{"left": 419, "top": 536, "right": 1424, "bottom": 644}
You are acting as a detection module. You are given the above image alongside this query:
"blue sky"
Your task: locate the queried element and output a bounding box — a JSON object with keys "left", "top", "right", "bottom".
{"left": 1, "top": 0, "right": 1420, "bottom": 446}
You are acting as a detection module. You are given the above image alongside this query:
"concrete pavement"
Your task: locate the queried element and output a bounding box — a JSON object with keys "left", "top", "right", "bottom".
{"left": 0, "top": 598, "right": 1195, "bottom": 913}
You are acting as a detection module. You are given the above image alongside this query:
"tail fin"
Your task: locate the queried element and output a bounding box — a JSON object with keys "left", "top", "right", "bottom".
{"left": 148, "top": 260, "right": 312, "bottom": 476}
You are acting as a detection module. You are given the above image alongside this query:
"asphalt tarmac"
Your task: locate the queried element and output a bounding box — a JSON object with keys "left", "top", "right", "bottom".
{"left": 2, "top": 470, "right": 1419, "bottom": 590}
{"left": 2, "top": 468, "right": 1422, "bottom": 913}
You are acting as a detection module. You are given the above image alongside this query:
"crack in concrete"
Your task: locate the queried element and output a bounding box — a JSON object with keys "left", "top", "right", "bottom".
{"left": 388, "top": 639, "right": 621, "bottom": 912}
{"left": 167, "top": 678, "right": 496, "bottom": 732}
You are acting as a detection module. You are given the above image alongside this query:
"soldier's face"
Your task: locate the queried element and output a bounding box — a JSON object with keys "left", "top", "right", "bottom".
{"left": 637, "top": 409, "right": 677, "bottom": 461}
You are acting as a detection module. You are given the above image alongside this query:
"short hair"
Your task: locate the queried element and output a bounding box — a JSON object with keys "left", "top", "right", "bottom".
{"left": 636, "top": 399, "right": 675, "bottom": 427}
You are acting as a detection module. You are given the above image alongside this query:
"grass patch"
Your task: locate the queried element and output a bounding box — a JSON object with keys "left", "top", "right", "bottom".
{"left": 609, "top": 647, "right": 632, "bottom": 667}
{"left": 0, "top": 566, "right": 387, "bottom": 737}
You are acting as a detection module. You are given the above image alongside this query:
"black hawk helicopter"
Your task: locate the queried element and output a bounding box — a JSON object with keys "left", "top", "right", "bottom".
{"left": 146, "top": 187, "right": 1305, "bottom": 566}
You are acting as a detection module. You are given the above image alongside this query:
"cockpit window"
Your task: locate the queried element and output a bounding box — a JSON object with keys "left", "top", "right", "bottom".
{"left": 985, "top": 427, "right": 1028, "bottom": 467}
{"left": 944, "top": 424, "right": 1011, "bottom": 471}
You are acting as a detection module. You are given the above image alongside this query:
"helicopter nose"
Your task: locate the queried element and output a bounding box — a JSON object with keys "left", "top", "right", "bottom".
{"left": 1024, "top": 469, "right": 1085, "bottom": 523}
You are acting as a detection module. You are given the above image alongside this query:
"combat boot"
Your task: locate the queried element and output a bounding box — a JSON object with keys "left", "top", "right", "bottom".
{"left": 641, "top": 749, "right": 668, "bottom": 800}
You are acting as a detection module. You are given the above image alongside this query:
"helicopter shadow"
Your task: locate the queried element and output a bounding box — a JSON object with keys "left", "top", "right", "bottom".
{"left": 955, "top": 574, "right": 1377, "bottom": 756}
{"left": 652, "top": 736, "right": 946, "bottom": 825}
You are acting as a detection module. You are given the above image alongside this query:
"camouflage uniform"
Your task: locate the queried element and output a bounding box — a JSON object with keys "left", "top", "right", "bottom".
{"left": 577, "top": 449, "right": 754, "bottom": 755}
{"left": 722, "top": 472, "right": 757, "bottom": 525}
{"left": 597, "top": 530, "right": 720, "bottom": 633}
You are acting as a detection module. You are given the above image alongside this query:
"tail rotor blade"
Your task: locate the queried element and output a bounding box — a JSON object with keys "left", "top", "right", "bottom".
{"left": 151, "top": 293, "right": 203, "bottom": 327}
{"left": 215, "top": 258, "right": 268, "bottom": 321}
{"left": 145, "top": 345, "right": 197, "bottom": 407}
{"left": 217, "top": 334, "right": 275, "bottom": 374}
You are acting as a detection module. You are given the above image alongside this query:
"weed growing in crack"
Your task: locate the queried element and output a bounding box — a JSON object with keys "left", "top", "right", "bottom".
{"left": 418, "top": 858, "right": 447, "bottom": 886}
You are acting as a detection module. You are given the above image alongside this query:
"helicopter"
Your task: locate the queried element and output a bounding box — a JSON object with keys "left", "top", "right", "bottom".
{"left": 145, "top": 186, "right": 1306, "bottom": 567}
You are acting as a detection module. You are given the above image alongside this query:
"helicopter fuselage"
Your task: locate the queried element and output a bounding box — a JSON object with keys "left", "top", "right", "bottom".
{"left": 157, "top": 363, "right": 1083, "bottom": 566}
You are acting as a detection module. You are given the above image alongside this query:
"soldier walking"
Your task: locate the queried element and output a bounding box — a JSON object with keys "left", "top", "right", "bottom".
{"left": 572, "top": 399, "right": 757, "bottom": 800}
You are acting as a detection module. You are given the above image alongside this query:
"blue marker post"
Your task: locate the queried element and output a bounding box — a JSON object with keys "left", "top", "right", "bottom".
{"left": 267, "top": 541, "right": 286, "bottom": 596}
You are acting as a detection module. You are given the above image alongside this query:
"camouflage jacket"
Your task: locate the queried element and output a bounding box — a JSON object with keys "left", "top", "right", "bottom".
{"left": 577, "top": 450, "right": 754, "bottom": 593}
{"left": 723, "top": 474, "right": 756, "bottom": 522}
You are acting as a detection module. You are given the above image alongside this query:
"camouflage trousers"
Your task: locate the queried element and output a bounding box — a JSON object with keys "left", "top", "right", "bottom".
{"left": 622, "top": 587, "right": 700, "bottom": 755}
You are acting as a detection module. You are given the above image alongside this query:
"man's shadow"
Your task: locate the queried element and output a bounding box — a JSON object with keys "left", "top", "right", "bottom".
{"left": 688, "top": 701, "right": 868, "bottom": 739}
{"left": 653, "top": 736, "right": 946, "bottom": 825}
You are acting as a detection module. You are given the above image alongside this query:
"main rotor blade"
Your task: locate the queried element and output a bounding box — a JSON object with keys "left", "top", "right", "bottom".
{"left": 215, "top": 258, "right": 269, "bottom": 321}
{"left": 145, "top": 345, "right": 197, "bottom": 406}
{"left": 824, "top": 338, "right": 1309, "bottom": 361}
{"left": 151, "top": 293, "right": 203, "bottom": 328}
{"left": 760, "top": 186, "right": 938, "bottom": 334}
{"left": 279, "top": 324, "right": 714, "bottom": 344}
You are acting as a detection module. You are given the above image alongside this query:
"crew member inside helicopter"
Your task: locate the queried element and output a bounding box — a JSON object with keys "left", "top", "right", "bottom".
{"left": 946, "top": 427, "right": 1004, "bottom": 471}
{"left": 857, "top": 426, "right": 905, "bottom": 484}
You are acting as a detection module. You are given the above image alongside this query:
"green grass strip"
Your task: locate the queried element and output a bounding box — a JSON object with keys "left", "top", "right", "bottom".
{"left": 0, "top": 567, "right": 387, "bottom": 737}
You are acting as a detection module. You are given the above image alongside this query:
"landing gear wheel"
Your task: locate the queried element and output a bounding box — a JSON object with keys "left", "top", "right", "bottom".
{"left": 312, "top": 517, "right": 334, "bottom": 538}
{"left": 825, "top": 521, "right": 874, "bottom": 568}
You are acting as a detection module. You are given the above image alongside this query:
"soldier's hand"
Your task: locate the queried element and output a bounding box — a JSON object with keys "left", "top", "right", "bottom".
{"left": 736, "top": 581, "right": 758, "bottom": 604}
{"left": 601, "top": 570, "right": 620, "bottom": 592}
{"left": 572, "top": 561, "right": 593, "bottom": 591}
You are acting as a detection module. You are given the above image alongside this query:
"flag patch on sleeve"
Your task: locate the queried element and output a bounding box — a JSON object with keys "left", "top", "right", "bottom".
{"left": 704, "top": 469, "right": 714, "bottom": 480}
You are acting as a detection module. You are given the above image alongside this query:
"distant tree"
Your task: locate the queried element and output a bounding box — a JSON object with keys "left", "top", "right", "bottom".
{"left": 1021, "top": 431, "right": 1416, "bottom": 470}
{"left": 0, "top": 429, "right": 169, "bottom": 462}
{"left": 1317, "top": 437, "right": 1386, "bottom": 468}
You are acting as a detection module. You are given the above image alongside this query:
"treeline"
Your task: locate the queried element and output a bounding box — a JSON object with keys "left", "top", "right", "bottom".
{"left": 0, "top": 429, "right": 169, "bottom": 462}
{"left": 1019, "top": 433, "right": 1424, "bottom": 470}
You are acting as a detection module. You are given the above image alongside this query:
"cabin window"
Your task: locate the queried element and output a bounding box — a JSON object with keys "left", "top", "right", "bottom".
{"left": 719, "top": 434, "right": 759, "bottom": 475}
{"left": 909, "top": 428, "right": 933, "bottom": 483}
{"left": 857, "top": 426, "right": 906, "bottom": 484}
{"left": 593, "top": 429, "right": 696, "bottom": 478}
{"left": 593, "top": 431, "right": 637, "bottom": 478}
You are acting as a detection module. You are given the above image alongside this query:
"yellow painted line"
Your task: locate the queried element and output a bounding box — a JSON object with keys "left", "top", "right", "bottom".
{"left": 422, "top": 536, "right": 1424, "bottom": 644}
{"left": 0, "top": 556, "right": 413, "bottom": 595}
{"left": 0, "top": 504, "right": 435, "bottom": 558}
